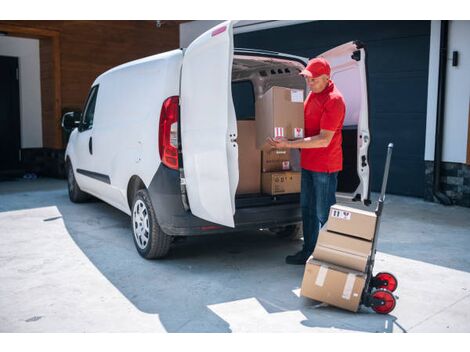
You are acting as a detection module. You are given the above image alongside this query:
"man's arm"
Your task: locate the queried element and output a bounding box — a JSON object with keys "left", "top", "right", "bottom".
{"left": 268, "top": 129, "right": 335, "bottom": 149}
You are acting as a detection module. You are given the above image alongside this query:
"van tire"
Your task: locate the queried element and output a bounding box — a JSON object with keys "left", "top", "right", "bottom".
{"left": 270, "top": 224, "right": 302, "bottom": 240}
{"left": 131, "top": 188, "right": 172, "bottom": 259}
{"left": 66, "top": 161, "right": 90, "bottom": 203}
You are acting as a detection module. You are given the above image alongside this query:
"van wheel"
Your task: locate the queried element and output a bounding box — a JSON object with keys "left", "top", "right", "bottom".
{"left": 66, "top": 161, "right": 90, "bottom": 203}
{"left": 270, "top": 224, "right": 302, "bottom": 240}
{"left": 132, "top": 189, "right": 172, "bottom": 259}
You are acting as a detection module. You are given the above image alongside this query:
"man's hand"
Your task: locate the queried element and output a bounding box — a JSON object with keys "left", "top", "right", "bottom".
{"left": 267, "top": 136, "right": 289, "bottom": 149}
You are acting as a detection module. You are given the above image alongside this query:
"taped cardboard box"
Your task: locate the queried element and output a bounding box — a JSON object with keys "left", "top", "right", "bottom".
{"left": 312, "top": 229, "right": 373, "bottom": 272}
{"left": 262, "top": 148, "right": 291, "bottom": 172}
{"left": 262, "top": 171, "right": 300, "bottom": 195}
{"left": 300, "top": 258, "right": 366, "bottom": 312}
{"left": 236, "top": 120, "right": 261, "bottom": 194}
{"left": 255, "top": 86, "right": 304, "bottom": 149}
{"left": 327, "top": 204, "right": 377, "bottom": 241}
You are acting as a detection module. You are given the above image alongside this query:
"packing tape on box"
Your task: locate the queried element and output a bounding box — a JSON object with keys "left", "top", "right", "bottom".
{"left": 342, "top": 273, "right": 357, "bottom": 300}
{"left": 315, "top": 265, "right": 328, "bottom": 287}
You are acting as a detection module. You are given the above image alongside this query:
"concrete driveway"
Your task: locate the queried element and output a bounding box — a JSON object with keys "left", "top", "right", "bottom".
{"left": 0, "top": 178, "right": 469, "bottom": 332}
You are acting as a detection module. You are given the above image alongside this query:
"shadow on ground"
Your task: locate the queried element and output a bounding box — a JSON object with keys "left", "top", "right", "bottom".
{"left": 4, "top": 178, "right": 466, "bottom": 332}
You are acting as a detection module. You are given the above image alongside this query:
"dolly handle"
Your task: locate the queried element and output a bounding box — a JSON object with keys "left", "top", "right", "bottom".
{"left": 379, "top": 143, "right": 394, "bottom": 203}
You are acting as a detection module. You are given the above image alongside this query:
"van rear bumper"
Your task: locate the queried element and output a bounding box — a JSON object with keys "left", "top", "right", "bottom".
{"left": 148, "top": 165, "right": 302, "bottom": 236}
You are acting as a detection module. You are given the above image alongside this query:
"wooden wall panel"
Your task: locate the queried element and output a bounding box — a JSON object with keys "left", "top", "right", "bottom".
{"left": 39, "top": 38, "right": 56, "bottom": 149}
{"left": 0, "top": 20, "right": 185, "bottom": 148}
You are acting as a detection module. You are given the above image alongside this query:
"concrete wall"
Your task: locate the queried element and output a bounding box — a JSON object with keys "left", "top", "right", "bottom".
{"left": 179, "top": 20, "right": 312, "bottom": 48}
{"left": 0, "top": 36, "right": 42, "bottom": 148}
{"left": 180, "top": 20, "right": 222, "bottom": 47}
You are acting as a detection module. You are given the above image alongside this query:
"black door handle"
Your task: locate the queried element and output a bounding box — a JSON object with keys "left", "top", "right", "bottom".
{"left": 89, "top": 136, "right": 93, "bottom": 155}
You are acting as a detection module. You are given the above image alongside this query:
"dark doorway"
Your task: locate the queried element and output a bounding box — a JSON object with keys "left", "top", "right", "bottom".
{"left": 0, "top": 55, "right": 21, "bottom": 173}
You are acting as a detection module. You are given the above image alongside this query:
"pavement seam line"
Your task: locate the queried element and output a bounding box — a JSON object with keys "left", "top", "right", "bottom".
{"left": 407, "top": 292, "right": 470, "bottom": 331}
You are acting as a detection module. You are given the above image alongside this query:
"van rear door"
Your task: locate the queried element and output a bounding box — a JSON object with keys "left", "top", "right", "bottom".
{"left": 319, "top": 41, "right": 371, "bottom": 203}
{"left": 180, "top": 20, "right": 239, "bottom": 228}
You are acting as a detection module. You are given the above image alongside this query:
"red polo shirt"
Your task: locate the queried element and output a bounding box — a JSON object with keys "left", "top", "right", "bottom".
{"left": 301, "top": 80, "right": 346, "bottom": 173}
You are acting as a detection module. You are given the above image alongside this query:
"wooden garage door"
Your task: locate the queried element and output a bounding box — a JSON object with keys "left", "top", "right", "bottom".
{"left": 235, "top": 21, "right": 430, "bottom": 197}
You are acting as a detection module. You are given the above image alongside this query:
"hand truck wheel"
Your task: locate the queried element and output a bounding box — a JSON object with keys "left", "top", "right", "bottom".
{"left": 369, "top": 288, "right": 396, "bottom": 314}
{"left": 372, "top": 272, "right": 398, "bottom": 292}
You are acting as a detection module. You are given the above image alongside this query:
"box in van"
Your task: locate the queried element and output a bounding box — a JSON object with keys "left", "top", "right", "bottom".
{"left": 237, "top": 120, "right": 261, "bottom": 194}
{"left": 255, "top": 86, "right": 305, "bottom": 149}
{"left": 261, "top": 148, "right": 291, "bottom": 173}
{"left": 262, "top": 171, "right": 301, "bottom": 195}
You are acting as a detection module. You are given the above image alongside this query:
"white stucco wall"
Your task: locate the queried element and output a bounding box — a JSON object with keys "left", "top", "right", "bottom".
{"left": 442, "top": 20, "right": 470, "bottom": 163}
{"left": 425, "top": 20, "right": 470, "bottom": 163}
{"left": 0, "top": 35, "right": 42, "bottom": 148}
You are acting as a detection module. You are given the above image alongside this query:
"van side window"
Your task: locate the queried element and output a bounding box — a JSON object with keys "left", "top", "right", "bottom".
{"left": 232, "top": 81, "right": 255, "bottom": 120}
{"left": 80, "top": 85, "right": 99, "bottom": 131}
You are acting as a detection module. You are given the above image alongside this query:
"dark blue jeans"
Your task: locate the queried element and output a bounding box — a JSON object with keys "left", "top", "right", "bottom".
{"left": 300, "top": 168, "right": 338, "bottom": 256}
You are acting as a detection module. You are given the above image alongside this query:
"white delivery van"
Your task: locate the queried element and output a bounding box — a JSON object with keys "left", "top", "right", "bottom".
{"left": 62, "top": 21, "right": 371, "bottom": 259}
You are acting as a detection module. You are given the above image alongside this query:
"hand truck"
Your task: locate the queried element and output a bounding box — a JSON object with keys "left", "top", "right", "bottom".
{"left": 361, "top": 143, "right": 398, "bottom": 314}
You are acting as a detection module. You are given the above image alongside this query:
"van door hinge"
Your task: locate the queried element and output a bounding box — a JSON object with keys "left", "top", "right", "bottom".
{"left": 229, "top": 133, "right": 237, "bottom": 147}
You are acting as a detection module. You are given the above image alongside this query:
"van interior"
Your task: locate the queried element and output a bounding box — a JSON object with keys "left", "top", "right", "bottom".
{"left": 231, "top": 53, "right": 360, "bottom": 208}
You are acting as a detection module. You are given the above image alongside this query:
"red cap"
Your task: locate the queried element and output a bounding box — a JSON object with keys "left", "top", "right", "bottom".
{"left": 300, "top": 57, "right": 331, "bottom": 78}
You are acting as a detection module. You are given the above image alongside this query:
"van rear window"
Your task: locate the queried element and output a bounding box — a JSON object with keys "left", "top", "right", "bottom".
{"left": 232, "top": 81, "right": 255, "bottom": 120}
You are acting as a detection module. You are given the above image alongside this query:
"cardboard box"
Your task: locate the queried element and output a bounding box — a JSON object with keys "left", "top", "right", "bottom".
{"left": 236, "top": 120, "right": 261, "bottom": 194}
{"left": 255, "top": 86, "right": 304, "bottom": 149}
{"left": 262, "top": 148, "right": 291, "bottom": 172}
{"left": 300, "top": 258, "right": 366, "bottom": 312}
{"left": 312, "top": 229, "right": 372, "bottom": 272}
{"left": 327, "top": 204, "right": 377, "bottom": 241}
{"left": 262, "top": 171, "right": 300, "bottom": 195}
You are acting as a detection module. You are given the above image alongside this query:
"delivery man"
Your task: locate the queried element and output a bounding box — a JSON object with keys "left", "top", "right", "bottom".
{"left": 267, "top": 57, "right": 346, "bottom": 265}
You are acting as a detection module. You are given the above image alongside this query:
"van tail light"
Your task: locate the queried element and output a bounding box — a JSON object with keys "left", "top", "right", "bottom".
{"left": 159, "top": 96, "right": 179, "bottom": 170}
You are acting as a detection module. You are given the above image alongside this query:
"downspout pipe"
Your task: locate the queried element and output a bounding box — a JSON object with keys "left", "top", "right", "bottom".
{"left": 433, "top": 20, "right": 453, "bottom": 205}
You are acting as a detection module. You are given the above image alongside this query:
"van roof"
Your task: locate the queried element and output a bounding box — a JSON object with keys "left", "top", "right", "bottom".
{"left": 93, "top": 49, "right": 183, "bottom": 86}
{"left": 91, "top": 47, "right": 306, "bottom": 87}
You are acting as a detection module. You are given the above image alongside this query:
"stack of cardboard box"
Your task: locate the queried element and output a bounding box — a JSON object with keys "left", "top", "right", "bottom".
{"left": 255, "top": 86, "right": 304, "bottom": 195}
{"left": 300, "top": 204, "right": 378, "bottom": 312}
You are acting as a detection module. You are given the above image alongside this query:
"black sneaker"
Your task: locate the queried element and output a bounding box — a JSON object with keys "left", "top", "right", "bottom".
{"left": 285, "top": 250, "right": 309, "bottom": 265}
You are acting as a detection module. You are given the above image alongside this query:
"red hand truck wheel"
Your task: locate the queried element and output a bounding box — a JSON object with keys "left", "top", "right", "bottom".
{"left": 373, "top": 272, "right": 398, "bottom": 292}
{"left": 370, "top": 289, "right": 396, "bottom": 314}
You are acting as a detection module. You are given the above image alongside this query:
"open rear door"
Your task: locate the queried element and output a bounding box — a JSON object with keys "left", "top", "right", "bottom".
{"left": 319, "top": 41, "right": 370, "bottom": 203}
{"left": 180, "top": 21, "right": 239, "bottom": 227}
